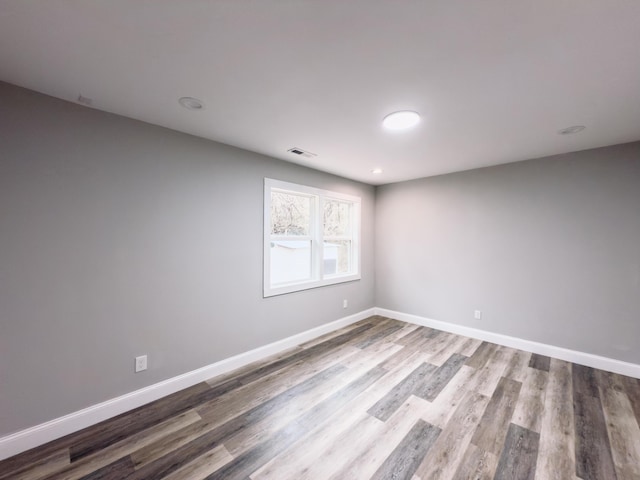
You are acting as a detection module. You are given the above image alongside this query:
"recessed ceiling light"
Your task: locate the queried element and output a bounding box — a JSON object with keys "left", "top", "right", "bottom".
{"left": 383, "top": 111, "right": 420, "bottom": 130}
{"left": 178, "top": 97, "right": 205, "bottom": 111}
{"left": 557, "top": 125, "right": 586, "bottom": 135}
{"left": 371, "top": 168, "right": 383, "bottom": 174}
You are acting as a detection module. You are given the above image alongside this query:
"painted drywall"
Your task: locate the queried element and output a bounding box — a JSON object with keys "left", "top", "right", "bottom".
{"left": 0, "top": 81, "right": 375, "bottom": 436}
{"left": 376, "top": 142, "right": 640, "bottom": 364}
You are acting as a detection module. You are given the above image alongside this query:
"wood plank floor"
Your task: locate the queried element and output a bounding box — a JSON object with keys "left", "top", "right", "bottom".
{"left": 2, "top": 316, "right": 640, "bottom": 480}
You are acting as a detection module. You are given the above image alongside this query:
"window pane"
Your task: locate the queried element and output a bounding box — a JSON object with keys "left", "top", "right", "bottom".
{"left": 323, "top": 240, "right": 351, "bottom": 275}
{"left": 271, "top": 192, "right": 311, "bottom": 235}
{"left": 324, "top": 200, "right": 351, "bottom": 237}
{"left": 270, "top": 240, "right": 312, "bottom": 285}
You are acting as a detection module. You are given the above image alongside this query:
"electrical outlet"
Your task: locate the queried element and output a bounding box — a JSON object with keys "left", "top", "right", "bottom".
{"left": 474, "top": 310, "right": 482, "bottom": 320}
{"left": 135, "top": 355, "right": 147, "bottom": 373}
{"left": 343, "top": 299, "right": 348, "bottom": 309}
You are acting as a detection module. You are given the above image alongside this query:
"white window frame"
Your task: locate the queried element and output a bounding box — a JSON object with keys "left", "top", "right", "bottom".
{"left": 264, "top": 178, "right": 361, "bottom": 297}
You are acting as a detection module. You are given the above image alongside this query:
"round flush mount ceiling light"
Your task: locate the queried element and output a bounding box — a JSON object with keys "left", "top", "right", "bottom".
{"left": 383, "top": 110, "right": 420, "bottom": 130}
{"left": 371, "top": 168, "right": 383, "bottom": 174}
{"left": 557, "top": 125, "right": 586, "bottom": 135}
{"left": 178, "top": 97, "right": 205, "bottom": 110}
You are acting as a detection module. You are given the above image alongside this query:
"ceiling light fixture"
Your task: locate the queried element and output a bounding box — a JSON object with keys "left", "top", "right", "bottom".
{"left": 383, "top": 111, "right": 420, "bottom": 130}
{"left": 371, "top": 168, "right": 383, "bottom": 174}
{"left": 178, "top": 97, "right": 205, "bottom": 111}
{"left": 557, "top": 125, "right": 586, "bottom": 135}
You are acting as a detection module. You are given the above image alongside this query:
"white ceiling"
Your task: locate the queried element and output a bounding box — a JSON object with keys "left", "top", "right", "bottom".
{"left": 1, "top": 1, "right": 640, "bottom": 185}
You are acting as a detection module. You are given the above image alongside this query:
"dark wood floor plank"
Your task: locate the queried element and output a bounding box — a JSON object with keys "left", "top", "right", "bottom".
{"left": 572, "top": 363, "right": 599, "bottom": 398}
{"left": 528, "top": 353, "right": 551, "bottom": 372}
{"left": 466, "top": 341, "right": 499, "bottom": 369}
{"left": 354, "top": 322, "right": 404, "bottom": 349}
{"left": 0, "top": 381, "right": 213, "bottom": 474}
{"left": 369, "top": 419, "right": 440, "bottom": 480}
{"left": 494, "top": 423, "right": 539, "bottom": 480}
{"left": 367, "top": 362, "right": 437, "bottom": 421}
{"left": 471, "top": 376, "right": 522, "bottom": 455}
{"left": 574, "top": 391, "right": 618, "bottom": 480}
{"left": 69, "top": 381, "right": 223, "bottom": 461}
{"left": 415, "top": 353, "right": 467, "bottom": 401}
{"left": 0, "top": 448, "right": 69, "bottom": 480}
{"left": 77, "top": 456, "right": 135, "bottom": 480}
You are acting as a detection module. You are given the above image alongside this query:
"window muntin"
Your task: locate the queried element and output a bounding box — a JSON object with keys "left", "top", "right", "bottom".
{"left": 264, "top": 179, "right": 361, "bottom": 297}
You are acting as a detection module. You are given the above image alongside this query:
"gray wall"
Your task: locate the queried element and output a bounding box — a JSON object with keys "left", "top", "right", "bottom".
{"left": 376, "top": 142, "right": 640, "bottom": 364}
{"left": 0, "top": 81, "right": 375, "bottom": 436}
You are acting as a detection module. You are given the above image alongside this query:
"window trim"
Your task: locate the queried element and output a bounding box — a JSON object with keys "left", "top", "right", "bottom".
{"left": 264, "top": 178, "right": 361, "bottom": 297}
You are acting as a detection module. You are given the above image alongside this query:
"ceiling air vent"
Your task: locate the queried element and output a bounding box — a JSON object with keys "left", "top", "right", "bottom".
{"left": 287, "top": 147, "right": 317, "bottom": 159}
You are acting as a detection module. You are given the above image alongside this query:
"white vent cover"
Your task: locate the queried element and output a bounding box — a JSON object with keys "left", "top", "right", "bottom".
{"left": 287, "top": 147, "right": 317, "bottom": 159}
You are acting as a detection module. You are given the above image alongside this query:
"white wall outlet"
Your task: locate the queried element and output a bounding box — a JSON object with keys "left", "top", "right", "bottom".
{"left": 474, "top": 310, "right": 482, "bottom": 320}
{"left": 135, "top": 355, "right": 147, "bottom": 373}
{"left": 343, "top": 299, "right": 348, "bottom": 309}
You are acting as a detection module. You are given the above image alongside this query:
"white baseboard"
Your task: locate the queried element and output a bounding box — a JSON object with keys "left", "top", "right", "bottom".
{"left": 0, "top": 308, "right": 375, "bottom": 461}
{"left": 375, "top": 307, "right": 640, "bottom": 379}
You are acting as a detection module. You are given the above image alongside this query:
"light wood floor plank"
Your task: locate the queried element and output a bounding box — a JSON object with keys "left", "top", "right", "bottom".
{"left": 415, "top": 390, "right": 490, "bottom": 480}
{"left": 512, "top": 367, "right": 549, "bottom": 433}
{"left": 451, "top": 443, "right": 499, "bottom": 480}
{"left": 600, "top": 387, "right": 640, "bottom": 479}
{"left": 535, "top": 358, "right": 576, "bottom": 480}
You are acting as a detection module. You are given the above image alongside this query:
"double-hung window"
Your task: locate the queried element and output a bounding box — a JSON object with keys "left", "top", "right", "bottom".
{"left": 264, "top": 178, "right": 361, "bottom": 297}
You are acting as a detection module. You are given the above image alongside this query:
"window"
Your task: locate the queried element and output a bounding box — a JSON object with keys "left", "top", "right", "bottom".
{"left": 264, "top": 178, "right": 361, "bottom": 297}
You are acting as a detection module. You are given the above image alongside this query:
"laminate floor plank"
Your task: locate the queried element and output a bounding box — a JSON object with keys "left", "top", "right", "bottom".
{"left": 45, "top": 409, "right": 201, "bottom": 480}
{"left": 3, "top": 449, "right": 70, "bottom": 480}
{"left": 415, "top": 390, "right": 490, "bottom": 480}
{"left": 3, "top": 316, "right": 639, "bottom": 480}
{"left": 367, "top": 362, "right": 438, "bottom": 421}
{"left": 223, "top": 343, "right": 400, "bottom": 457}
{"left": 162, "top": 445, "right": 233, "bottom": 480}
{"left": 425, "top": 334, "right": 468, "bottom": 366}
{"left": 573, "top": 363, "right": 599, "bottom": 398}
{"left": 252, "top": 352, "right": 429, "bottom": 480}
{"left": 503, "top": 349, "right": 532, "bottom": 383}
{"left": 370, "top": 419, "right": 440, "bottom": 480}
{"left": 469, "top": 346, "right": 515, "bottom": 398}
{"left": 599, "top": 388, "right": 640, "bottom": 479}
{"left": 622, "top": 375, "right": 640, "bottom": 426}
{"left": 394, "top": 326, "right": 439, "bottom": 346}
{"left": 414, "top": 353, "right": 467, "bottom": 401}
{"left": 451, "top": 443, "right": 499, "bottom": 480}
{"left": 535, "top": 358, "right": 576, "bottom": 480}
{"left": 466, "top": 341, "right": 499, "bottom": 369}
{"left": 327, "top": 395, "right": 435, "bottom": 480}
{"left": 574, "top": 391, "right": 618, "bottom": 480}
{"left": 203, "top": 366, "right": 388, "bottom": 480}
{"left": 494, "top": 423, "right": 539, "bottom": 480}
{"left": 512, "top": 367, "right": 549, "bottom": 433}
{"left": 471, "top": 376, "right": 522, "bottom": 455}
{"left": 529, "top": 353, "right": 551, "bottom": 372}
{"left": 195, "top": 342, "right": 360, "bottom": 423}
{"left": 456, "top": 337, "right": 483, "bottom": 357}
